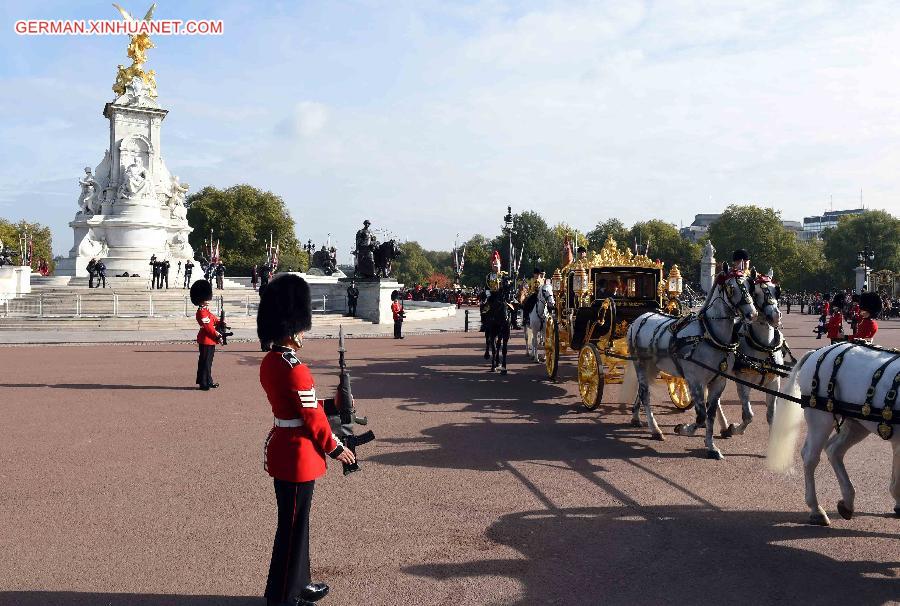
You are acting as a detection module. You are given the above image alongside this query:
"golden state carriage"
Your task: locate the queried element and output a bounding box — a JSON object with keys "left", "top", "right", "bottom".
{"left": 545, "top": 237, "right": 691, "bottom": 410}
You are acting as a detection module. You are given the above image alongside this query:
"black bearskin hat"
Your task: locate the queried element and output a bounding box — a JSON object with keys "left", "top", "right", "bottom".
{"left": 189, "top": 279, "right": 213, "bottom": 306}
{"left": 732, "top": 249, "right": 750, "bottom": 262}
{"left": 859, "top": 291, "right": 882, "bottom": 316}
{"left": 831, "top": 292, "right": 846, "bottom": 309}
{"left": 533, "top": 266, "right": 544, "bottom": 275}
{"left": 577, "top": 246, "right": 586, "bottom": 254}
{"left": 257, "top": 274, "right": 312, "bottom": 351}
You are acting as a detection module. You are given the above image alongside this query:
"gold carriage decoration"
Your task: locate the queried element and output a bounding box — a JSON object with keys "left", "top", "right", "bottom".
{"left": 545, "top": 236, "right": 692, "bottom": 411}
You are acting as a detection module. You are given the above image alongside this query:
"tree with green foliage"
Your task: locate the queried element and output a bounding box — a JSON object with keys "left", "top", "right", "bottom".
{"left": 186, "top": 185, "right": 306, "bottom": 274}
{"left": 706, "top": 205, "right": 801, "bottom": 287}
{"left": 791, "top": 238, "right": 830, "bottom": 291}
{"left": 458, "top": 234, "right": 492, "bottom": 287}
{"left": 629, "top": 220, "right": 701, "bottom": 281}
{"left": 393, "top": 241, "right": 435, "bottom": 286}
{"left": 491, "top": 211, "right": 555, "bottom": 278}
{"left": 0, "top": 219, "right": 53, "bottom": 271}
{"left": 586, "top": 218, "right": 629, "bottom": 252}
{"left": 547, "top": 222, "right": 586, "bottom": 272}
{"left": 822, "top": 210, "right": 900, "bottom": 289}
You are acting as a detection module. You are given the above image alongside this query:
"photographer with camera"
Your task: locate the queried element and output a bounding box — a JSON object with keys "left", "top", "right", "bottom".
{"left": 190, "top": 279, "right": 222, "bottom": 391}
{"left": 258, "top": 274, "right": 355, "bottom": 606}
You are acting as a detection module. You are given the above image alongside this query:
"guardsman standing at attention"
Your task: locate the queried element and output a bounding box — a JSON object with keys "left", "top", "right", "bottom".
{"left": 257, "top": 274, "right": 355, "bottom": 606}
{"left": 163, "top": 259, "right": 171, "bottom": 289}
{"left": 391, "top": 291, "right": 405, "bottom": 339}
{"left": 852, "top": 292, "right": 881, "bottom": 343}
{"left": 191, "top": 279, "right": 221, "bottom": 391}
{"left": 184, "top": 259, "right": 194, "bottom": 288}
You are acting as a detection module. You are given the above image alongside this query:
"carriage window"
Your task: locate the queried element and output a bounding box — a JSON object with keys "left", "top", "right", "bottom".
{"left": 592, "top": 271, "right": 657, "bottom": 300}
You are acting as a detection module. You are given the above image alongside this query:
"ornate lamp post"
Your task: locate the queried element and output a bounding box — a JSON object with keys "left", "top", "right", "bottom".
{"left": 857, "top": 244, "right": 875, "bottom": 292}
{"left": 303, "top": 239, "right": 315, "bottom": 265}
{"left": 503, "top": 205, "right": 514, "bottom": 277}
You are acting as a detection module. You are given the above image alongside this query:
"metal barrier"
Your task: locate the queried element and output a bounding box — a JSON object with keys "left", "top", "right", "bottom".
{"left": 464, "top": 309, "right": 484, "bottom": 332}
{"left": 0, "top": 292, "right": 263, "bottom": 319}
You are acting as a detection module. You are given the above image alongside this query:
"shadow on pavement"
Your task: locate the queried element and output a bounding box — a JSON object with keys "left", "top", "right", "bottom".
{"left": 0, "top": 594, "right": 260, "bottom": 606}
{"left": 0, "top": 383, "right": 196, "bottom": 391}
{"left": 405, "top": 504, "right": 900, "bottom": 606}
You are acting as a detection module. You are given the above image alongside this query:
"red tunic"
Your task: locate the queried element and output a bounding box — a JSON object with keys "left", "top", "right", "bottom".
{"left": 853, "top": 317, "right": 878, "bottom": 341}
{"left": 260, "top": 349, "right": 340, "bottom": 483}
{"left": 195, "top": 306, "right": 220, "bottom": 345}
{"left": 391, "top": 301, "right": 404, "bottom": 321}
{"left": 825, "top": 311, "right": 844, "bottom": 340}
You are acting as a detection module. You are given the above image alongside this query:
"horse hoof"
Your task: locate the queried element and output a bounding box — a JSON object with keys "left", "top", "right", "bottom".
{"left": 720, "top": 424, "right": 735, "bottom": 439}
{"left": 483, "top": 353, "right": 490, "bottom": 360}
{"left": 674, "top": 423, "right": 685, "bottom": 434}
{"left": 809, "top": 512, "right": 831, "bottom": 526}
{"left": 652, "top": 432, "right": 665, "bottom": 441}
{"left": 500, "top": 369, "right": 508, "bottom": 375}
{"left": 631, "top": 419, "right": 643, "bottom": 428}
{"left": 894, "top": 507, "right": 900, "bottom": 518}
{"left": 837, "top": 500, "right": 853, "bottom": 520}
{"left": 705, "top": 449, "right": 724, "bottom": 460}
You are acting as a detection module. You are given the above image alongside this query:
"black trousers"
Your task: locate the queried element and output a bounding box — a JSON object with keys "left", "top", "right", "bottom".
{"left": 184, "top": 271, "right": 192, "bottom": 288}
{"left": 348, "top": 299, "right": 357, "bottom": 316}
{"left": 88, "top": 273, "right": 95, "bottom": 288}
{"left": 265, "top": 478, "right": 314, "bottom": 603}
{"left": 394, "top": 319, "right": 403, "bottom": 338}
{"left": 98, "top": 274, "right": 106, "bottom": 288}
{"left": 196, "top": 344, "right": 215, "bottom": 387}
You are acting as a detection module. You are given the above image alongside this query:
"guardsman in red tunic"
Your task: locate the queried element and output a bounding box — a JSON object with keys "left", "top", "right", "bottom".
{"left": 825, "top": 293, "right": 845, "bottom": 344}
{"left": 391, "top": 293, "right": 405, "bottom": 339}
{"left": 258, "top": 274, "right": 355, "bottom": 606}
{"left": 852, "top": 292, "right": 881, "bottom": 343}
{"left": 190, "top": 279, "right": 221, "bottom": 390}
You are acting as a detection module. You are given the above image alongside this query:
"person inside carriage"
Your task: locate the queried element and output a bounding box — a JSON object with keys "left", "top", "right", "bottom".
{"left": 852, "top": 291, "right": 881, "bottom": 343}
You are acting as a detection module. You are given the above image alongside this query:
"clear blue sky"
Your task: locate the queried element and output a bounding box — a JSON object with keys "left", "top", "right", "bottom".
{"left": 2, "top": 1, "right": 898, "bottom": 259}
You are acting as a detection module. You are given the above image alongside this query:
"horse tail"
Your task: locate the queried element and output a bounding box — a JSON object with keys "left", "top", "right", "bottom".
{"left": 621, "top": 324, "right": 639, "bottom": 406}
{"left": 766, "top": 349, "right": 813, "bottom": 473}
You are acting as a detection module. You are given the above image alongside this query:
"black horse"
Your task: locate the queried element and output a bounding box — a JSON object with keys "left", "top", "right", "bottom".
{"left": 482, "top": 283, "right": 513, "bottom": 374}
{"left": 374, "top": 239, "right": 401, "bottom": 278}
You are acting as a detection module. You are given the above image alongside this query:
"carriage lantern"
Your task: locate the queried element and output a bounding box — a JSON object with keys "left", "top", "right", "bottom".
{"left": 667, "top": 265, "right": 683, "bottom": 296}
{"left": 551, "top": 268, "right": 563, "bottom": 293}
{"left": 572, "top": 265, "right": 589, "bottom": 297}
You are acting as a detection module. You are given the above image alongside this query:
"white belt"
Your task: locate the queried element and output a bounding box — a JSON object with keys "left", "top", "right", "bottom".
{"left": 274, "top": 417, "right": 304, "bottom": 428}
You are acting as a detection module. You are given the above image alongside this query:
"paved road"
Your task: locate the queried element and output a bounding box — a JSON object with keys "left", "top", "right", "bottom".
{"left": 0, "top": 311, "right": 897, "bottom": 605}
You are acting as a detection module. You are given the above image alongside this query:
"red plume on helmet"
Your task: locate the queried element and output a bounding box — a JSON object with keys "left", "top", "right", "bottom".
{"left": 491, "top": 250, "right": 501, "bottom": 266}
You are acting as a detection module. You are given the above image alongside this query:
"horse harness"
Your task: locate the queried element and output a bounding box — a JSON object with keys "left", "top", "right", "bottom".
{"left": 806, "top": 341, "right": 899, "bottom": 440}
{"left": 733, "top": 325, "right": 796, "bottom": 381}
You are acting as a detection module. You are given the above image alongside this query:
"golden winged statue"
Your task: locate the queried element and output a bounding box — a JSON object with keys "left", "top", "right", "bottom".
{"left": 112, "top": 3, "right": 159, "bottom": 98}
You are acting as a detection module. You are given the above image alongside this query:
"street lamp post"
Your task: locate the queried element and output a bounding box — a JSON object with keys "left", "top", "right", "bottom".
{"left": 303, "top": 239, "right": 315, "bottom": 266}
{"left": 856, "top": 243, "right": 875, "bottom": 292}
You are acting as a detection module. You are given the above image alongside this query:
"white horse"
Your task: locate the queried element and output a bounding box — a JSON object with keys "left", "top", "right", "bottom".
{"left": 524, "top": 282, "right": 555, "bottom": 362}
{"left": 722, "top": 269, "right": 789, "bottom": 437}
{"left": 622, "top": 270, "right": 757, "bottom": 459}
{"left": 768, "top": 343, "right": 900, "bottom": 525}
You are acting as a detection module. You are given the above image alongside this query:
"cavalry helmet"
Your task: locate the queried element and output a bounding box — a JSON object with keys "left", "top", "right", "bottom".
{"left": 732, "top": 249, "right": 750, "bottom": 262}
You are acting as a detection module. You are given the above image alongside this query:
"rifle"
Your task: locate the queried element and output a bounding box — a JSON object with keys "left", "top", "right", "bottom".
{"left": 216, "top": 296, "right": 233, "bottom": 345}
{"left": 324, "top": 326, "right": 375, "bottom": 475}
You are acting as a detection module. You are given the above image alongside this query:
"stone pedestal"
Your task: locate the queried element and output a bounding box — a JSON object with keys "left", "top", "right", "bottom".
{"left": 288, "top": 273, "right": 351, "bottom": 313}
{"left": 855, "top": 265, "right": 869, "bottom": 293}
{"left": 0, "top": 266, "right": 32, "bottom": 298}
{"left": 56, "top": 82, "right": 194, "bottom": 278}
{"left": 349, "top": 279, "right": 401, "bottom": 324}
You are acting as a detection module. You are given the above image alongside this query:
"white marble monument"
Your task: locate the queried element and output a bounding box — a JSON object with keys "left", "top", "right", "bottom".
{"left": 700, "top": 240, "right": 717, "bottom": 294}
{"left": 56, "top": 7, "right": 194, "bottom": 278}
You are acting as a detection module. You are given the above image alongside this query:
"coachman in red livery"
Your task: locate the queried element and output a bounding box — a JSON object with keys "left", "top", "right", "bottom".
{"left": 257, "top": 274, "right": 356, "bottom": 606}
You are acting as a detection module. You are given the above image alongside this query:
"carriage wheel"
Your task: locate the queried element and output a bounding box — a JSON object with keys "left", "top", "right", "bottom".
{"left": 664, "top": 375, "right": 692, "bottom": 410}
{"left": 578, "top": 343, "right": 604, "bottom": 410}
{"left": 545, "top": 317, "right": 559, "bottom": 380}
